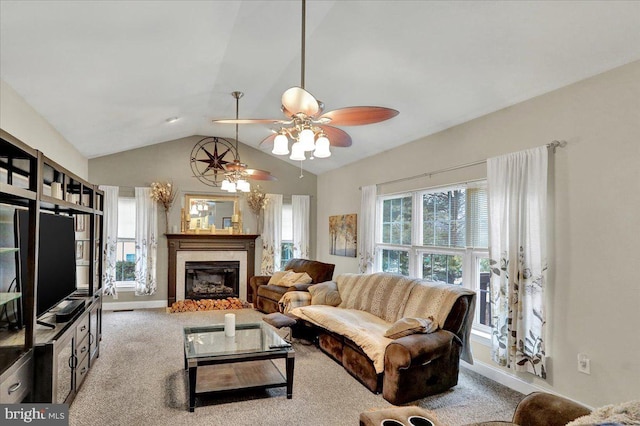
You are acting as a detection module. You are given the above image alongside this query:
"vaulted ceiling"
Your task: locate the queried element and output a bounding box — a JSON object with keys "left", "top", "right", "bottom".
{"left": 2, "top": 1, "right": 639, "bottom": 175}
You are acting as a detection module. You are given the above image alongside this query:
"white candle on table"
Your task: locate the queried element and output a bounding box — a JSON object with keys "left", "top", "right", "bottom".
{"left": 224, "top": 313, "right": 236, "bottom": 337}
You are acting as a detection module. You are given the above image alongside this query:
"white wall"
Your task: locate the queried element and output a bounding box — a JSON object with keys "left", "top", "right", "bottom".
{"left": 89, "top": 135, "right": 317, "bottom": 306}
{"left": 316, "top": 60, "right": 640, "bottom": 408}
{"left": 1, "top": 79, "right": 88, "bottom": 178}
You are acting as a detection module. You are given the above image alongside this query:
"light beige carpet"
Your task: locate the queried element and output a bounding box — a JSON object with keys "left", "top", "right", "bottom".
{"left": 69, "top": 308, "right": 523, "bottom": 426}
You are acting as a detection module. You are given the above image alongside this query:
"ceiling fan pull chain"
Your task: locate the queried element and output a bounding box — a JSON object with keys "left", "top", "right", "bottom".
{"left": 299, "top": 161, "right": 304, "bottom": 179}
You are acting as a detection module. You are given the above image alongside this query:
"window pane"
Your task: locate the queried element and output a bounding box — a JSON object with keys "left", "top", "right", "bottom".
{"left": 382, "top": 196, "right": 412, "bottom": 245}
{"left": 115, "top": 240, "right": 135, "bottom": 282}
{"left": 282, "top": 204, "right": 293, "bottom": 241}
{"left": 117, "top": 198, "right": 136, "bottom": 239}
{"left": 422, "top": 253, "right": 462, "bottom": 285}
{"left": 422, "top": 189, "right": 465, "bottom": 248}
{"left": 280, "top": 242, "right": 293, "bottom": 270}
{"left": 467, "top": 187, "right": 488, "bottom": 248}
{"left": 381, "top": 249, "right": 409, "bottom": 276}
{"left": 478, "top": 257, "right": 492, "bottom": 326}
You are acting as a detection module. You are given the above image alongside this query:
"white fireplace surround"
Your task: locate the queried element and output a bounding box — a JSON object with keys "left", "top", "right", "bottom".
{"left": 176, "top": 251, "right": 247, "bottom": 301}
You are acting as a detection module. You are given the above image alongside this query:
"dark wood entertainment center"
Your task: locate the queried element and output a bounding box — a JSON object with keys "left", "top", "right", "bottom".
{"left": 1, "top": 130, "right": 104, "bottom": 404}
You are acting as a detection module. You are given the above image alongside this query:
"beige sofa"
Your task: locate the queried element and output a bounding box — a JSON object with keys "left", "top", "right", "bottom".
{"left": 290, "top": 272, "right": 476, "bottom": 404}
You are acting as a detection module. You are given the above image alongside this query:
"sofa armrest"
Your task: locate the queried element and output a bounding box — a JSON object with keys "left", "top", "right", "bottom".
{"left": 512, "top": 392, "right": 591, "bottom": 426}
{"left": 384, "top": 330, "right": 458, "bottom": 370}
{"left": 250, "top": 275, "right": 271, "bottom": 298}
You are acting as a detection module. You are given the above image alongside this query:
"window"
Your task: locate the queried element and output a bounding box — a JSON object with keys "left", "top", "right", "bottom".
{"left": 280, "top": 203, "right": 293, "bottom": 270}
{"left": 116, "top": 197, "right": 136, "bottom": 288}
{"left": 382, "top": 196, "right": 412, "bottom": 245}
{"left": 376, "top": 183, "right": 489, "bottom": 329}
{"left": 381, "top": 249, "right": 409, "bottom": 275}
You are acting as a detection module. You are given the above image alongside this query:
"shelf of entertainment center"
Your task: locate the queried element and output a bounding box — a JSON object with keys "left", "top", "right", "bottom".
{"left": 0, "top": 292, "right": 21, "bottom": 306}
{"left": 34, "top": 294, "right": 96, "bottom": 345}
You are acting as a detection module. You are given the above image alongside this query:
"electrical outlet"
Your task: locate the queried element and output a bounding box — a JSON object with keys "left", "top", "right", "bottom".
{"left": 577, "top": 353, "right": 591, "bottom": 374}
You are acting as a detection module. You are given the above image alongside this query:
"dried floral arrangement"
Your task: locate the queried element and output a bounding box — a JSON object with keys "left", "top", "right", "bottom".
{"left": 150, "top": 181, "right": 176, "bottom": 211}
{"left": 150, "top": 181, "right": 177, "bottom": 230}
{"left": 245, "top": 185, "right": 269, "bottom": 215}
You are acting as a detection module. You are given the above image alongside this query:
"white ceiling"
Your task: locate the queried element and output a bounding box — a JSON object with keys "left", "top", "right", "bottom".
{"left": 1, "top": 1, "right": 639, "bottom": 175}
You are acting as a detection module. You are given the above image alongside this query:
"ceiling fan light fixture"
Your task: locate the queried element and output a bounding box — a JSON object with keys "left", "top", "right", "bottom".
{"left": 313, "top": 134, "right": 331, "bottom": 158}
{"left": 299, "top": 127, "right": 316, "bottom": 151}
{"left": 273, "top": 132, "right": 290, "bottom": 155}
{"left": 290, "top": 142, "right": 306, "bottom": 161}
{"left": 237, "top": 179, "right": 251, "bottom": 192}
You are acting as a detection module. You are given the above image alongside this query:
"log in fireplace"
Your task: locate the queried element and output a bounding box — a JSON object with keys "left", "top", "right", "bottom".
{"left": 185, "top": 261, "right": 240, "bottom": 299}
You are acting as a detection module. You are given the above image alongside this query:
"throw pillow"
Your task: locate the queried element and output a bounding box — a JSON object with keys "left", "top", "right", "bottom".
{"left": 274, "top": 271, "right": 313, "bottom": 287}
{"left": 308, "top": 281, "right": 341, "bottom": 306}
{"left": 384, "top": 317, "right": 438, "bottom": 339}
{"left": 267, "top": 271, "right": 290, "bottom": 286}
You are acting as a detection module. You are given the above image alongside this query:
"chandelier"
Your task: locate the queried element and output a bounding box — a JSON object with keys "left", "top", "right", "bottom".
{"left": 220, "top": 91, "right": 276, "bottom": 193}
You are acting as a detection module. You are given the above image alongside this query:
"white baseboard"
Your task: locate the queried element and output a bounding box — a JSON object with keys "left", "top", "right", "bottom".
{"left": 103, "top": 300, "right": 167, "bottom": 311}
{"left": 462, "top": 359, "right": 593, "bottom": 410}
{"left": 461, "top": 359, "right": 549, "bottom": 396}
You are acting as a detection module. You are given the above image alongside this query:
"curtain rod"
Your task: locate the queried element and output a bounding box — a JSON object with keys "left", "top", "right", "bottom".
{"left": 362, "top": 140, "right": 566, "bottom": 189}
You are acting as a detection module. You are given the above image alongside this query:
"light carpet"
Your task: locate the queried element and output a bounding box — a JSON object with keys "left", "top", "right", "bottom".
{"left": 69, "top": 308, "right": 524, "bottom": 426}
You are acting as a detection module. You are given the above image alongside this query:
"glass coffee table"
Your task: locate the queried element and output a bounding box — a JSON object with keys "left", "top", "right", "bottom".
{"left": 183, "top": 322, "right": 294, "bottom": 412}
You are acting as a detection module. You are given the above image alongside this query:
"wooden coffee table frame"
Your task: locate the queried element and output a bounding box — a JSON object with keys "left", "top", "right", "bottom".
{"left": 183, "top": 323, "right": 295, "bottom": 412}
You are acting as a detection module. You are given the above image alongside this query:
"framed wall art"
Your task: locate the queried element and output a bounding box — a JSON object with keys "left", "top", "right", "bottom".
{"left": 329, "top": 214, "right": 357, "bottom": 257}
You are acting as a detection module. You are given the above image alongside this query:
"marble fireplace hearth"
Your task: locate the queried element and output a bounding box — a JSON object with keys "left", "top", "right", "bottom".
{"left": 166, "top": 233, "right": 259, "bottom": 306}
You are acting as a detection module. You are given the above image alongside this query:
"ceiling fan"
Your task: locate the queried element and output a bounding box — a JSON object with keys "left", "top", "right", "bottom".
{"left": 214, "top": 0, "right": 399, "bottom": 161}
{"left": 191, "top": 91, "right": 276, "bottom": 191}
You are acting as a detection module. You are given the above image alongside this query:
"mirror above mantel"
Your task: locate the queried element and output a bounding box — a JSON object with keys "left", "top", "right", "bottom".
{"left": 182, "top": 194, "right": 240, "bottom": 233}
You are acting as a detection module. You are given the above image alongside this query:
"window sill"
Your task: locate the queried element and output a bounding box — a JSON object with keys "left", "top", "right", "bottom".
{"left": 115, "top": 283, "right": 136, "bottom": 292}
{"left": 471, "top": 328, "right": 491, "bottom": 347}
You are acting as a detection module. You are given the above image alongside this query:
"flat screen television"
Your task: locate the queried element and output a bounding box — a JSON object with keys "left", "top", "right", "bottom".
{"left": 15, "top": 210, "right": 77, "bottom": 318}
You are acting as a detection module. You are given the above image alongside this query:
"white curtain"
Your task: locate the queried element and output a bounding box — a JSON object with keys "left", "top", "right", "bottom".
{"left": 292, "top": 195, "right": 310, "bottom": 259}
{"left": 487, "top": 145, "right": 548, "bottom": 379}
{"left": 261, "top": 194, "right": 282, "bottom": 275}
{"left": 99, "top": 185, "right": 119, "bottom": 297}
{"left": 358, "top": 184, "right": 377, "bottom": 273}
{"left": 134, "top": 187, "right": 157, "bottom": 296}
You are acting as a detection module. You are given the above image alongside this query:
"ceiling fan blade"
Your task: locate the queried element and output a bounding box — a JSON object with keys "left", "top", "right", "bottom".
{"left": 282, "top": 86, "right": 320, "bottom": 117}
{"left": 214, "top": 118, "right": 279, "bottom": 124}
{"left": 245, "top": 169, "right": 277, "bottom": 181}
{"left": 258, "top": 133, "right": 277, "bottom": 147}
{"left": 318, "top": 125, "right": 352, "bottom": 147}
{"left": 319, "top": 106, "right": 399, "bottom": 126}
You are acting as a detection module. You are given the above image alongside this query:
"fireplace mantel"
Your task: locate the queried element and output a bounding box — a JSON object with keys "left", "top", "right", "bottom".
{"left": 166, "top": 233, "right": 259, "bottom": 306}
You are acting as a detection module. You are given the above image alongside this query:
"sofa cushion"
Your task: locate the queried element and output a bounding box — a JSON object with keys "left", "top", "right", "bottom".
{"left": 267, "top": 270, "right": 290, "bottom": 285}
{"left": 384, "top": 317, "right": 438, "bottom": 339}
{"left": 291, "top": 305, "right": 392, "bottom": 373}
{"left": 336, "top": 273, "right": 418, "bottom": 323}
{"left": 403, "top": 281, "right": 474, "bottom": 329}
{"left": 273, "top": 271, "right": 313, "bottom": 287}
{"left": 284, "top": 258, "right": 335, "bottom": 284}
{"left": 308, "top": 281, "right": 341, "bottom": 306}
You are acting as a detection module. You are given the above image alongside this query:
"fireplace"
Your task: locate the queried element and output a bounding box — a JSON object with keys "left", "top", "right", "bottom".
{"left": 185, "top": 261, "right": 239, "bottom": 299}
{"left": 166, "top": 234, "right": 259, "bottom": 306}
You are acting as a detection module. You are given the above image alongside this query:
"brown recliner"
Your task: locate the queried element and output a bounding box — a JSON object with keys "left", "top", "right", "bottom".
{"left": 465, "top": 391, "right": 592, "bottom": 426}
{"left": 250, "top": 258, "right": 335, "bottom": 313}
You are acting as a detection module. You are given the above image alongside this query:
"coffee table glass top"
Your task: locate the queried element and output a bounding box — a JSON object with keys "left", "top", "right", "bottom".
{"left": 183, "top": 322, "right": 291, "bottom": 360}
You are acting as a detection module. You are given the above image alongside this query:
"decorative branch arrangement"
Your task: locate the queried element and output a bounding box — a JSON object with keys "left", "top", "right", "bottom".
{"left": 245, "top": 185, "right": 269, "bottom": 233}
{"left": 245, "top": 185, "right": 269, "bottom": 215}
{"left": 150, "top": 181, "right": 176, "bottom": 231}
